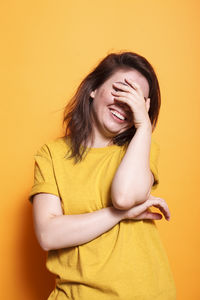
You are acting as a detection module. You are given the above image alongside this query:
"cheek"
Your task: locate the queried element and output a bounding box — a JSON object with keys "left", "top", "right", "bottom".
{"left": 99, "top": 88, "right": 112, "bottom": 105}
{"left": 98, "top": 85, "right": 111, "bottom": 97}
{"left": 94, "top": 90, "right": 111, "bottom": 109}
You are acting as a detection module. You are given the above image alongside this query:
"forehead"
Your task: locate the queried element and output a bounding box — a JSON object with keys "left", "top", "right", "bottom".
{"left": 106, "top": 69, "right": 150, "bottom": 97}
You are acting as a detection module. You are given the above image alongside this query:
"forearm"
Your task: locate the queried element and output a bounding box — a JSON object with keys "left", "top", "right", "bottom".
{"left": 111, "top": 123, "right": 153, "bottom": 210}
{"left": 41, "top": 207, "right": 125, "bottom": 251}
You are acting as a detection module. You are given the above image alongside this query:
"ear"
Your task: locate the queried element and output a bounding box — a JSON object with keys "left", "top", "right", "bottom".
{"left": 90, "top": 90, "right": 96, "bottom": 99}
{"left": 146, "top": 98, "right": 151, "bottom": 112}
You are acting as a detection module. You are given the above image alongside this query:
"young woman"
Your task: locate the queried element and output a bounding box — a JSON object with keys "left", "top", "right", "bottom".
{"left": 29, "top": 51, "right": 176, "bottom": 299}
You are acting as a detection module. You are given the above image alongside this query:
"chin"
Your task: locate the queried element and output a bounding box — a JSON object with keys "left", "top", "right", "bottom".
{"left": 104, "top": 124, "right": 129, "bottom": 136}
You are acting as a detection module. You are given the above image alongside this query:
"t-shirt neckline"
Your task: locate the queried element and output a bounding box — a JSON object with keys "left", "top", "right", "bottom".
{"left": 63, "top": 136, "right": 123, "bottom": 153}
{"left": 83, "top": 143, "right": 122, "bottom": 153}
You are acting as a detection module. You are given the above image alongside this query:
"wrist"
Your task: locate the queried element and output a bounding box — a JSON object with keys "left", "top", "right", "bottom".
{"left": 108, "top": 206, "right": 126, "bottom": 221}
{"left": 137, "top": 122, "right": 152, "bottom": 132}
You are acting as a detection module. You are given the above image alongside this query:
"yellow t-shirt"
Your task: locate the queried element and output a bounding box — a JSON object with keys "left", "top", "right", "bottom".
{"left": 28, "top": 136, "right": 176, "bottom": 300}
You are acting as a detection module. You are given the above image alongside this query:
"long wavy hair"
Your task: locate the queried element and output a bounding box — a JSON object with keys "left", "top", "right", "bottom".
{"left": 62, "top": 51, "right": 161, "bottom": 163}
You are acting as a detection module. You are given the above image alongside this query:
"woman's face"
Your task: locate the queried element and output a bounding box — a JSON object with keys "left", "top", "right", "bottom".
{"left": 90, "top": 68, "right": 150, "bottom": 141}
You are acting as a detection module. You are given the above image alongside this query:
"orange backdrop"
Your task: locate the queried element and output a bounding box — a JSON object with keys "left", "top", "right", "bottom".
{"left": 1, "top": 0, "right": 199, "bottom": 299}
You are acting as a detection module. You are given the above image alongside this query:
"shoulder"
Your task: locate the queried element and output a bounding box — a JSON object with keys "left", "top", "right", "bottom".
{"left": 35, "top": 136, "right": 70, "bottom": 159}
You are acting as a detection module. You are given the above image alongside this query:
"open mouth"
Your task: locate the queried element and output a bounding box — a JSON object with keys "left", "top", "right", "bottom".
{"left": 109, "top": 108, "right": 127, "bottom": 122}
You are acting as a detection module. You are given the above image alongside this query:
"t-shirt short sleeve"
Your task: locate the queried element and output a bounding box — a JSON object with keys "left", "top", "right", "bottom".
{"left": 150, "top": 138, "right": 160, "bottom": 190}
{"left": 28, "top": 144, "right": 59, "bottom": 204}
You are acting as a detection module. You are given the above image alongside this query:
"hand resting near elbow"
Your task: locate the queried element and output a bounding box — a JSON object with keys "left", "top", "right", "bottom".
{"left": 120, "top": 194, "right": 171, "bottom": 222}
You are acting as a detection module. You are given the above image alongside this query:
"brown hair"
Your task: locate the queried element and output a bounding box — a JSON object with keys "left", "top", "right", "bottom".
{"left": 62, "top": 51, "right": 161, "bottom": 163}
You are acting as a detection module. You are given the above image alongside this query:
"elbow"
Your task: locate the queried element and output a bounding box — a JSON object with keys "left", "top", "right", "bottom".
{"left": 111, "top": 186, "right": 135, "bottom": 210}
{"left": 111, "top": 191, "right": 150, "bottom": 211}
{"left": 41, "top": 243, "right": 50, "bottom": 252}
{"left": 112, "top": 194, "right": 137, "bottom": 210}
{"left": 113, "top": 201, "right": 133, "bottom": 210}
{"left": 37, "top": 230, "right": 51, "bottom": 251}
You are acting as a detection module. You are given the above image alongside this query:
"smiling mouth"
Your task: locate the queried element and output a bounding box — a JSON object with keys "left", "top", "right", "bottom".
{"left": 109, "top": 108, "right": 127, "bottom": 122}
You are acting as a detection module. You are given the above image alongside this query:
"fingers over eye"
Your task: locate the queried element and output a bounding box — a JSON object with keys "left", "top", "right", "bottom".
{"left": 111, "top": 90, "right": 136, "bottom": 98}
{"left": 124, "top": 78, "right": 139, "bottom": 89}
{"left": 124, "top": 78, "right": 145, "bottom": 97}
{"left": 112, "top": 82, "right": 132, "bottom": 92}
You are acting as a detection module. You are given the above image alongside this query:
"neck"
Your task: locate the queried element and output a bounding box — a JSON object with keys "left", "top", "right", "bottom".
{"left": 86, "top": 127, "right": 114, "bottom": 148}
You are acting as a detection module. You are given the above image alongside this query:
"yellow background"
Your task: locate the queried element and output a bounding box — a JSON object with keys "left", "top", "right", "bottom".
{"left": 1, "top": 0, "right": 199, "bottom": 299}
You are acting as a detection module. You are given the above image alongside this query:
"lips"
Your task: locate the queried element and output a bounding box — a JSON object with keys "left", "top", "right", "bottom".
{"left": 108, "top": 107, "right": 127, "bottom": 120}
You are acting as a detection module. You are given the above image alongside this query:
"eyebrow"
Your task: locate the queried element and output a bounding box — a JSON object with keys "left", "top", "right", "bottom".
{"left": 115, "top": 81, "right": 147, "bottom": 100}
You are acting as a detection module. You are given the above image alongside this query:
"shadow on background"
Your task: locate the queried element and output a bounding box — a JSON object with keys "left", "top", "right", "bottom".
{"left": 21, "top": 202, "right": 56, "bottom": 299}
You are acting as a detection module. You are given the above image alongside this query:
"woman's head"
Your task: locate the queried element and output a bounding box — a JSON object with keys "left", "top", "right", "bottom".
{"left": 63, "top": 51, "right": 161, "bottom": 163}
{"left": 89, "top": 68, "right": 150, "bottom": 142}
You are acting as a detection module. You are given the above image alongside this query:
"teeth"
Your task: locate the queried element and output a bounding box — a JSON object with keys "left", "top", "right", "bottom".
{"left": 110, "top": 109, "right": 125, "bottom": 120}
